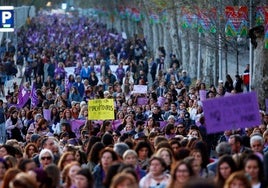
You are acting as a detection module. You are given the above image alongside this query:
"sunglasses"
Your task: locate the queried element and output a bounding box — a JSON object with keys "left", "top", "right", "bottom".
{"left": 41, "top": 156, "right": 52, "bottom": 160}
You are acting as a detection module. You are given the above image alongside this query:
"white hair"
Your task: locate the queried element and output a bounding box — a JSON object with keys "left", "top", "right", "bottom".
{"left": 250, "top": 134, "right": 264, "bottom": 146}
{"left": 39, "top": 148, "right": 54, "bottom": 162}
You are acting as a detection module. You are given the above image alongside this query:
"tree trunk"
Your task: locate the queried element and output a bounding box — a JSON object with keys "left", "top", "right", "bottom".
{"left": 253, "top": 37, "right": 268, "bottom": 109}
{"left": 180, "top": 28, "right": 190, "bottom": 70}
{"left": 189, "top": 31, "right": 198, "bottom": 79}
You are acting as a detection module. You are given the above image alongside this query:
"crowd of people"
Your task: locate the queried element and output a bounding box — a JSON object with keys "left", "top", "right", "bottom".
{"left": 0, "top": 10, "right": 267, "bottom": 188}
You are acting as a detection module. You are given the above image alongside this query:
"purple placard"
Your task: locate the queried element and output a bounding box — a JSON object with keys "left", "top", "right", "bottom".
{"left": 203, "top": 92, "right": 261, "bottom": 134}
{"left": 199, "top": 90, "right": 207, "bottom": 101}
{"left": 137, "top": 97, "right": 149, "bottom": 105}
{"left": 265, "top": 99, "right": 268, "bottom": 114}
{"left": 157, "top": 97, "right": 166, "bottom": 107}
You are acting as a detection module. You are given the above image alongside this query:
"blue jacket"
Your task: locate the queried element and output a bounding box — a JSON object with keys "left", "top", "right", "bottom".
{"left": 92, "top": 164, "right": 105, "bottom": 188}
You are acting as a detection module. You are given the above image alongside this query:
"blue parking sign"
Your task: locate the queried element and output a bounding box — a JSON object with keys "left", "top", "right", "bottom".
{"left": 0, "top": 6, "right": 14, "bottom": 32}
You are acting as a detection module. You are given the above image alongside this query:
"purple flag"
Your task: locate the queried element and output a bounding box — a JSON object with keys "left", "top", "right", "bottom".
{"left": 203, "top": 92, "right": 261, "bottom": 134}
{"left": 112, "top": 120, "right": 122, "bottom": 130}
{"left": 30, "top": 83, "right": 38, "bottom": 107}
{"left": 17, "top": 85, "right": 31, "bottom": 108}
{"left": 157, "top": 97, "right": 166, "bottom": 106}
{"left": 71, "top": 120, "right": 86, "bottom": 138}
{"left": 199, "top": 90, "right": 207, "bottom": 101}
{"left": 43, "top": 109, "right": 51, "bottom": 122}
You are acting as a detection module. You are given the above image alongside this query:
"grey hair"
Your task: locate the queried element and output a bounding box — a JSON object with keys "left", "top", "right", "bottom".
{"left": 250, "top": 134, "right": 264, "bottom": 146}
{"left": 122, "top": 149, "right": 138, "bottom": 160}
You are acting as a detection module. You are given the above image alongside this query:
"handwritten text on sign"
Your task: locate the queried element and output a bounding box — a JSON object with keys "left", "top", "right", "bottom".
{"left": 202, "top": 92, "right": 261, "bottom": 134}
{"left": 88, "top": 99, "right": 115, "bottom": 120}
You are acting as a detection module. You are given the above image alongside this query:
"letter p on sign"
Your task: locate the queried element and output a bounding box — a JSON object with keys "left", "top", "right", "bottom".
{"left": 0, "top": 6, "right": 14, "bottom": 32}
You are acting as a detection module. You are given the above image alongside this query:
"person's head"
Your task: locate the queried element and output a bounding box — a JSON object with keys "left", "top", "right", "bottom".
{"left": 169, "top": 161, "right": 194, "bottom": 186}
{"left": 9, "top": 172, "right": 38, "bottom": 188}
{"left": 123, "top": 149, "right": 138, "bottom": 166}
{"left": 134, "top": 141, "right": 153, "bottom": 160}
{"left": 244, "top": 154, "right": 264, "bottom": 182}
{"left": 228, "top": 135, "right": 242, "bottom": 153}
{"left": 24, "top": 143, "right": 38, "bottom": 158}
{"left": 169, "top": 139, "right": 181, "bottom": 154}
{"left": 41, "top": 137, "right": 55, "bottom": 151}
{"left": 0, "top": 145, "right": 17, "bottom": 158}
{"left": 39, "top": 149, "right": 54, "bottom": 168}
{"left": 250, "top": 134, "right": 264, "bottom": 153}
{"left": 148, "top": 156, "right": 167, "bottom": 176}
{"left": 110, "top": 173, "right": 139, "bottom": 188}
{"left": 224, "top": 171, "right": 251, "bottom": 188}
{"left": 74, "top": 168, "right": 94, "bottom": 188}
{"left": 30, "top": 168, "right": 52, "bottom": 188}
{"left": 155, "top": 147, "right": 173, "bottom": 167}
{"left": 216, "top": 155, "right": 237, "bottom": 183}
{"left": 1, "top": 168, "right": 21, "bottom": 188}
{"left": 57, "top": 151, "right": 75, "bottom": 171}
{"left": 18, "top": 159, "right": 36, "bottom": 172}
{"left": 216, "top": 142, "right": 232, "bottom": 157}
{"left": 0, "top": 158, "right": 8, "bottom": 179}
{"left": 45, "top": 164, "right": 61, "bottom": 188}
{"left": 62, "top": 161, "right": 81, "bottom": 187}
{"left": 113, "top": 143, "right": 129, "bottom": 159}
{"left": 99, "top": 148, "right": 118, "bottom": 170}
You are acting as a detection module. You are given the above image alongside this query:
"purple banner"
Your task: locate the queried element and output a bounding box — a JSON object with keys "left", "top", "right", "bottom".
{"left": 71, "top": 120, "right": 86, "bottom": 138}
{"left": 203, "top": 92, "right": 261, "bottom": 134}
{"left": 199, "top": 90, "right": 207, "bottom": 101}
{"left": 43, "top": 109, "right": 51, "bottom": 122}
{"left": 137, "top": 97, "right": 149, "bottom": 105}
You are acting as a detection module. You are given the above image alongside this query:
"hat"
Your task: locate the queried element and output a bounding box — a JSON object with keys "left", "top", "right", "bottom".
{"left": 182, "top": 70, "right": 187, "bottom": 73}
{"left": 31, "top": 134, "right": 41, "bottom": 143}
{"left": 134, "top": 132, "right": 146, "bottom": 140}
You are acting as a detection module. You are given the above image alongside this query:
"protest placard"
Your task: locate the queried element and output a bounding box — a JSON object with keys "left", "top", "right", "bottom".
{"left": 88, "top": 99, "right": 115, "bottom": 120}
{"left": 137, "top": 97, "right": 149, "bottom": 105}
{"left": 133, "top": 85, "right": 147, "bottom": 94}
{"left": 203, "top": 92, "right": 261, "bottom": 134}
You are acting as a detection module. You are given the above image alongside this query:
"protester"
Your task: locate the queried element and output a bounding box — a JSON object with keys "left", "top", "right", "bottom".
{"left": 0, "top": 9, "right": 268, "bottom": 188}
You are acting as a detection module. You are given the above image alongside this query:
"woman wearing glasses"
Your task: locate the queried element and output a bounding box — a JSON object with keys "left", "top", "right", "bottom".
{"left": 39, "top": 148, "right": 54, "bottom": 169}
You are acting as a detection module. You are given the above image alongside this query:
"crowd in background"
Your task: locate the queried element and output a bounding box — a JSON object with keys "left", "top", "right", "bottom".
{"left": 0, "top": 11, "right": 267, "bottom": 188}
